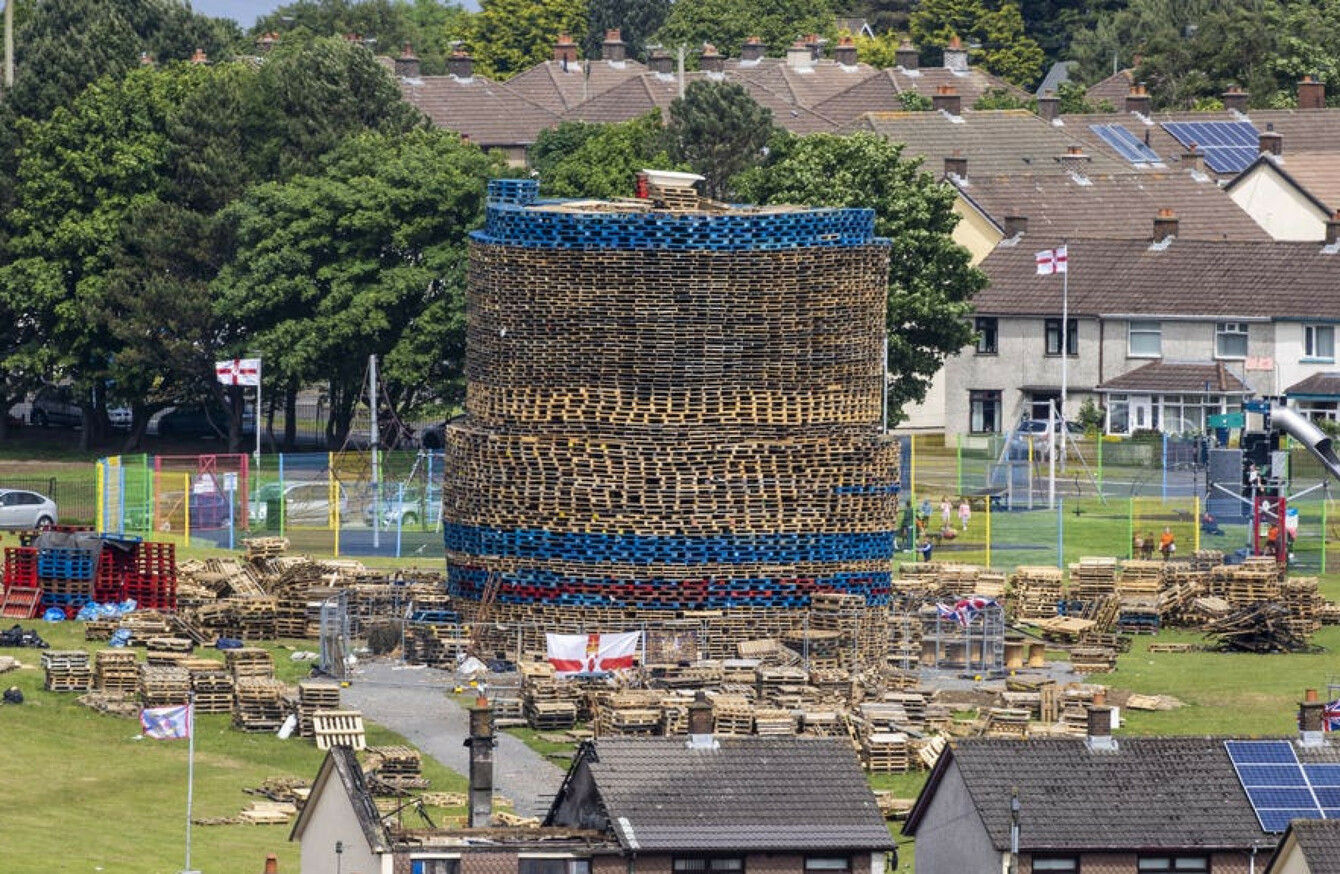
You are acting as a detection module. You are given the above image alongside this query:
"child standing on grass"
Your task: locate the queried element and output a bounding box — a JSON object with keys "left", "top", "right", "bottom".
{"left": 958, "top": 497, "right": 971, "bottom": 531}
{"left": 940, "top": 497, "right": 952, "bottom": 530}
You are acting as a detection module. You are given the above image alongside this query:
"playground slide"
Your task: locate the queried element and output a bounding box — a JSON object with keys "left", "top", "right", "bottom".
{"left": 1268, "top": 405, "right": 1340, "bottom": 483}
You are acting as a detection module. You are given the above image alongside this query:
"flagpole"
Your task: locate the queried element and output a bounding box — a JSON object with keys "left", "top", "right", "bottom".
{"left": 254, "top": 357, "right": 262, "bottom": 467}
{"left": 184, "top": 696, "right": 197, "bottom": 874}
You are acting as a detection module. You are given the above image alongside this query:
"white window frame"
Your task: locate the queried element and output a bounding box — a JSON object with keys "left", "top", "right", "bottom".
{"left": 1216, "top": 321, "right": 1249, "bottom": 359}
{"left": 1305, "top": 324, "right": 1335, "bottom": 362}
{"left": 1128, "top": 319, "right": 1162, "bottom": 358}
{"left": 411, "top": 858, "right": 461, "bottom": 874}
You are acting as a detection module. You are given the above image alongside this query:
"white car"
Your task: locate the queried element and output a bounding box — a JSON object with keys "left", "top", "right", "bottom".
{"left": 249, "top": 481, "right": 348, "bottom": 528}
{"left": 0, "top": 489, "right": 58, "bottom": 529}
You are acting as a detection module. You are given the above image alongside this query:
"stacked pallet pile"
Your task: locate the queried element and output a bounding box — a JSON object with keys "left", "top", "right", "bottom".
{"left": 520, "top": 662, "right": 578, "bottom": 730}
{"left": 43, "top": 650, "right": 92, "bottom": 692}
{"left": 1070, "top": 557, "right": 1118, "bottom": 601}
{"left": 863, "top": 732, "right": 911, "bottom": 772}
{"left": 139, "top": 663, "right": 191, "bottom": 706}
{"left": 188, "top": 660, "right": 236, "bottom": 714}
{"left": 234, "top": 678, "right": 291, "bottom": 732}
{"left": 298, "top": 681, "right": 342, "bottom": 738}
{"left": 592, "top": 690, "right": 664, "bottom": 737}
{"left": 712, "top": 694, "right": 756, "bottom": 736}
{"left": 364, "top": 746, "right": 426, "bottom": 790}
{"left": 1007, "top": 566, "right": 1065, "bottom": 621}
{"left": 93, "top": 649, "right": 139, "bottom": 693}
{"left": 225, "top": 647, "right": 275, "bottom": 681}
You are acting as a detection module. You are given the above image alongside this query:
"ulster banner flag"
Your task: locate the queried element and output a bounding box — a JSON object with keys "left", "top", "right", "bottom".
{"left": 140, "top": 704, "right": 192, "bottom": 740}
{"left": 215, "top": 358, "right": 261, "bottom": 387}
{"left": 546, "top": 631, "right": 640, "bottom": 676}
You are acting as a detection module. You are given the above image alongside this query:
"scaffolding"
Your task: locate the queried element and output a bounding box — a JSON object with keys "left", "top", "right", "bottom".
{"left": 919, "top": 600, "right": 1006, "bottom": 675}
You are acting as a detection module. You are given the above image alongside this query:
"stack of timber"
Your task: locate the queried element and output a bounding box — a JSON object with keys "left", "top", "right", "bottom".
{"left": 1069, "top": 557, "right": 1118, "bottom": 601}
{"left": 242, "top": 537, "right": 290, "bottom": 561}
{"left": 93, "top": 649, "right": 139, "bottom": 693}
{"left": 298, "top": 681, "right": 342, "bottom": 738}
{"left": 234, "top": 678, "right": 291, "bottom": 732}
{"left": 1007, "top": 567, "right": 1065, "bottom": 621}
{"left": 190, "top": 664, "right": 236, "bottom": 714}
{"left": 364, "top": 746, "right": 426, "bottom": 790}
{"left": 225, "top": 647, "right": 275, "bottom": 681}
{"left": 139, "top": 663, "right": 191, "bottom": 706}
{"left": 520, "top": 662, "right": 578, "bottom": 730}
{"left": 42, "top": 650, "right": 92, "bottom": 692}
{"left": 863, "top": 732, "right": 912, "bottom": 773}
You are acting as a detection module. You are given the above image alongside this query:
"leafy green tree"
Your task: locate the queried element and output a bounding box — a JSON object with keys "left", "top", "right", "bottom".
{"left": 213, "top": 130, "right": 507, "bottom": 447}
{"left": 465, "top": 0, "right": 588, "bottom": 79}
{"left": 653, "top": 0, "right": 835, "bottom": 61}
{"left": 853, "top": 31, "right": 903, "bottom": 68}
{"left": 899, "top": 92, "right": 933, "bottom": 111}
{"left": 843, "top": 0, "right": 917, "bottom": 35}
{"left": 734, "top": 132, "right": 986, "bottom": 423}
{"left": 1054, "top": 79, "right": 1112, "bottom": 114}
{"left": 909, "top": 0, "right": 1043, "bottom": 87}
{"left": 582, "top": 0, "right": 670, "bottom": 61}
{"left": 1016, "top": 0, "right": 1123, "bottom": 71}
{"left": 532, "top": 113, "right": 678, "bottom": 198}
{"left": 972, "top": 87, "right": 1035, "bottom": 110}
{"left": 253, "top": 0, "right": 473, "bottom": 75}
{"left": 666, "top": 80, "right": 774, "bottom": 200}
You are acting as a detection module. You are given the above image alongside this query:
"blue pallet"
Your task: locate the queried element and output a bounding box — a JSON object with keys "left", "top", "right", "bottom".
{"left": 37, "top": 548, "right": 97, "bottom": 580}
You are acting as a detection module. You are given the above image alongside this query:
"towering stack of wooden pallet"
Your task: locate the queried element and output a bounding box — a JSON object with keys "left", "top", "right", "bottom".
{"left": 520, "top": 662, "right": 578, "bottom": 730}
{"left": 233, "top": 679, "right": 290, "bottom": 732}
{"left": 139, "top": 664, "right": 191, "bottom": 707}
{"left": 298, "top": 681, "right": 342, "bottom": 738}
{"left": 187, "top": 660, "right": 236, "bottom": 714}
{"left": 1007, "top": 566, "right": 1065, "bottom": 621}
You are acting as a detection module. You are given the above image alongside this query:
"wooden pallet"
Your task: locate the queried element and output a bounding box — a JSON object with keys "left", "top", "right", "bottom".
{"left": 312, "top": 710, "right": 366, "bottom": 750}
{"left": 0, "top": 585, "right": 41, "bottom": 619}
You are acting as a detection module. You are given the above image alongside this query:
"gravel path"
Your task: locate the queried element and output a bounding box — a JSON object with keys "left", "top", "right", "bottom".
{"left": 341, "top": 659, "right": 565, "bottom": 818}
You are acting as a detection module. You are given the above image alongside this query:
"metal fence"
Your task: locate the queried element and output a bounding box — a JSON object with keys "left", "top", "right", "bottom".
{"left": 96, "top": 449, "right": 447, "bottom": 559}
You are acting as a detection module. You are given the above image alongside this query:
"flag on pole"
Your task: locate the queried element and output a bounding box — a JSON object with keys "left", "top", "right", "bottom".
{"left": 1035, "top": 246, "right": 1068, "bottom": 275}
{"left": 934, "top": 596, "right": 999, "bottom": 628}
{"left": 215, "top": 358, "right": 261, "bottom": 387}
{"left": 546, "top": 631, "right": 640, "bottom": 676}
{"left": 141, "top": 704, "right": 192, "bottom": 740}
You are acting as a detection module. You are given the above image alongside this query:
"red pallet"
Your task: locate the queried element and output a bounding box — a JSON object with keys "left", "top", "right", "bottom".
{"left": 0, "top": 585, "right": 41, "bottom": 619}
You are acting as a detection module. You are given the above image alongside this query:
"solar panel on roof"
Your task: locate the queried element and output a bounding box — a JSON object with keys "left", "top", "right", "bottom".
{"left": 1089, "top": 124, "right": 1162, "bottom": 165}
{"left": 1226, "top": 741, "right": 1329, "bottom": 833}
{"left": 1305, "top": 765, "right": 1340, "bottom": 787}
{"left": 1239, "top": 764, "right": 1309, "bottom": 786}
{"left": 1226, "top": 741, "right": 1298, "bottom": 764}
{"left": 1260, "top": 809, "right": 1319, "bottom": 832}
{"left": 1162, "top": 121, "right": 1261, "bottom": 174}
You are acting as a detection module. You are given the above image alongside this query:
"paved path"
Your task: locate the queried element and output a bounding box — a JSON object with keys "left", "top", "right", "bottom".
{"left": 341, "top": 659, "right": 565, "bottom": 818}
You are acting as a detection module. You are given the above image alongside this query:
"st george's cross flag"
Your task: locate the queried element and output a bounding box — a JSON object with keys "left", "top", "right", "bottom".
{"left": 1036, "top": 246, "right": 1068, "bottom": 275}
{"left": 546, "top": 631, "right": 640, "bottom": 676}
{"left": 215, "top": 358, "right": 261, "bottom": 387}
{"left": 140, "top": 704, "right": 192, "bottom": 740}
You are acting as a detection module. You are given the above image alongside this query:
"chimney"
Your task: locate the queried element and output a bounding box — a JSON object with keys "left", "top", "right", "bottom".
{"left": 1183, "top": 145, "right": 1205, "bottom": 175}
{"left": 933, "top": 85, "right": 962, "bottom": 116}
{"left": 139, "top": 51, "right": 154, "bottom": 67}
{"left": 264, "top": 854, "right": 279, "bottom": 874}
{"left": 601, "top": 29, "right": 627, "bottom": 62}
{"left": 1037, "top": 90, "right": 1060, "bottom": 122}
{"left": 896, "top": 40, "right": 919, "bottom": 71}
{"left": 1221, "top": 85, "right": 1249, "bottom": 113}
{"left": 944, "top": 152, "right": 968, "bottom": 180}
{"left": 1260, "top": 124, "right": 1282, "bottom": 156}
{"left": 943, "top": 35, "right": 968, "bottom": 72}
{"left": 1125, "top": 83, "right": 1151, "bottom": 116}
{"left": 256, "top": 32, "right": 278, "bottom": 54}
{"left": 687, "top": 691, "right": 719, "bottom": 749}
{"left": 1003, "top": 213, "right": 1027, "bottom": 238}
{"left": 1059, "top": 144, "right": 1091, "bottom": 175}
{"left": 648, "top": 48, "right": 673, "bottom": 76}
{"left": 1300, "top": 689, "right": 1326, "bottom": 747}
{"left": 464, "top": 698, "right": 495, "bottom": 826}
{"left": 786, "top": 40, "right": 812, "bottom": 69}
{"left": 1085, "top": 704, "right": 1118, "bottom": 752}
{"left": 1299, "top": 76, "right": 1326, "bottom": 110}
{"left": 553, "top": 33, "right": 578, "bottom": 65}
{"left": 394, "top": 43, "right": 420, "bottom": 78}
{"left": 805, "top": 34, "right": 823, "bottom": 61}
{"left": 1153, "top": 208, "right": 1179, "bottom": 241}
{"left": 1326, "top": 210, "right": 1340, "bottom": 246}
{"left": 190, "top": 48, "right": 208, "bottom": 65}
{"left": 741, "top": 36, "right": 766, "bottom": 62}
{"left": 448, "top": 49, "right": 474, "bottom": 80}
{"left": 700, "top": 43, "right": 724, "bottom": 74}
{"left": 834, "top": 36, "right": 858, "bottom": 67}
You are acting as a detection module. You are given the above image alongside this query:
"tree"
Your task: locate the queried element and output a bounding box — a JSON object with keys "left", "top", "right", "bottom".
{"left": 666, "top": 80, "right": 774, "bottom": 200}
{"left": 734, "top": 132, "right": 986, "bottom": 423}
{"left": 213, "top": 130, "right": 507, "bottom": 447}
{"left": 972, "top": 87, "right": 1035, "bottom": 110}
{"left": 464, "top": 0, "right": 588, "bottom": 79}
{"left": 532, "top": 113, "right": 678, "bottom": 198}
{"left": 582, "top": 0, "right": 670, "bottom": 61}
{"left": 909, "top": 0, "right": 1044, "bottom": 88}
{"left": 652, "top": 0, "right": 835, "bottom": 62}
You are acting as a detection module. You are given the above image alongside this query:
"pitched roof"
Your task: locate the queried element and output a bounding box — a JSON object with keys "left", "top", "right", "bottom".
{"left": 1261, "top": 151, "right": 1340, "bottom": 213}
{"left": 1083, "top": 70, "right": 1133, "bottom": 109}
{"left": 815, "top": 67, "right": 1029, "bottom": 128}
{"left": 506, "top": 58, "right": 649, "bottom": 114}
{"left": 399, "top": 74, "right": 561, "bottom": 148}
{"left": 289, "top": 747, "right": 390, "bottom": 851}
{"left": 956, "top": 172, "right": 1269, "bottom": 241}
{"left": 906, "top": 737, "right": 1280, "bottom": 851}
{"left": 853, "top": 110, "right": 1134, "bottom": 178}
{"left": 1096, "top": 361, "right": 1251, "bottom": 394}
{"left": 974, "top": 238, "right": 1340, "bottom": 318}
{"left": 1284, "top": 372, "right": 1340, "bottom": 398}
{"left": 553, "top": 736, "right": 895, "bottom": 853}
{"left": 732, "top": 60, "right": 879, "bottom": 110}
{"left": 1267, "top": 819, "right": 1340, "bottom": 874}
{"left": 1244, "top": 109, "right": 1340, "bottom": 154}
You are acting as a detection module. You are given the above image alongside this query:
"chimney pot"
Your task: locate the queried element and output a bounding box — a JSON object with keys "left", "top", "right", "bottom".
{"left": 700, "top": 43, "right": 724, "bottom": 74}
{"left": 943, "top": 35, "right": 968, "bottom": 72}
{"left": 394, "top": 43, "right": 421, "bottom": 78}
{"left": 933, "top": 85, "right": 962, "bottom": 115}
{"left": 553, "top": 34, "right": 578, "bottom": 65}
{"left": 1325, "top": 211, "right": 1340, "bottom": 245}
{"left": 602, "top": 29, "right": 627, "bottom": 62}
{"left": 449, "top": 49, "right": 474, "bottom": 80}
{"left": 741, "top": 36, "right": 766, "bottom": 62}
{"left": 1299, "top": 75, "right": 1326, "bottom": 110}
{"left": 1037, "top": 90, "right": 1060, "bottom": 122}
{"left": 1307, "top": 688, "right": 1320, "bottom": 702}
{"left": 896, "top": 40, "right": 919, "bottom": 71}
{"left": 264, "top": 854, "right": 279, "bottom": 874}
{"left": 1126, "top": 84, "right": 1151, "bottom": 115}
{"left": 834, "top": 36, "right": 858, "bottom": 67}
{"left": 1059, "top": 146, "right": 1092, "bottom": 176}
{"left": 786, "top": 40, "right": 812, "bottom": 69}
{"left": 1153, "top": 208, "right": 1179, "bottom": 240}
{"left": 1259, "top": 128, "right": 1283, "bottom": 156}
{"left": 1221, "top": 85, "right": 1249, "bottom": 113}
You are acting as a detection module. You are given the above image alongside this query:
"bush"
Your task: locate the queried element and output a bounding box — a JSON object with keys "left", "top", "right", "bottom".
{"left": 366, "top": 622, "right": 402, "bottom": 655}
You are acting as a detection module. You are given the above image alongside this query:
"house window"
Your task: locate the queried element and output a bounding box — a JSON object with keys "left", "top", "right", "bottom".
{"left": 1136, "top": 856, "right": 1208, "bottom": 873}
{"left": 969, "top": 390, "right": 1001, "bottom": 433}
{"left": 1216, "top": 322, "right": 1249, "bottom": 359}
{"left": 520, "top": 860, "right": 591, "bottom": 874}
{"left": 1305, "top": 324, "right": 1335, "bottom": 361}
{"left": 412, "top": 860, "right": 461, "bottom": 874}
{"left": 1033, "top": 859, "right": 1080, "bottom": 872}
{"left": 1045, "top": 318, "right": 1078, "bottom": 356}
{"left": 976, "top": 317, "right": 998, "bottom": 354}
{"left": 1107, "top": 394, "right": 1128, "bottom": 434}
{"left": 674, "top": 860, "right": 744, "bottom": 874}
{"left": 805, "top": 859, "right": 851, "bottom": 874}
{"left": 1129, "top": 320, "right": 1162, "bottom": 357}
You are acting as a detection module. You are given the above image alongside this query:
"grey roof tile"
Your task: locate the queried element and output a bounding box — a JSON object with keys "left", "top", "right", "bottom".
{"left": 1096, "top": 361, "right": 1250, "bottom": 393}
{"left": 1282, "top": 819, "right": 1340, "bottom": 873}
{"left": 399, "top": 74, "right": 561, "bottom": 147}
{"left": 1284, "top": 372, "right": 1340, "bottom": 397}
{"left": 506, "top": 58, "right": 649, "bottom": 114}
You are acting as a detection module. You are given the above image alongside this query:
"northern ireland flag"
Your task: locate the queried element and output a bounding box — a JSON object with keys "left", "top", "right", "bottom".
{"left": 546, "top": 631, "right": 640, "bottom": 676}
{"left": 215, "top": 357, "right": 261, "bottom": 387}
{"left": 1036, "top": 246, "right": 1068, "bottom": 276}
{"left": 140, "top": 704, "right": 192, "bottom": 740}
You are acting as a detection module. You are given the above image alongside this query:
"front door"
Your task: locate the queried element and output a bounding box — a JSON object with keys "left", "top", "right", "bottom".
{"left": 1130, "top": 395, "right": 1153, "bottom": 433}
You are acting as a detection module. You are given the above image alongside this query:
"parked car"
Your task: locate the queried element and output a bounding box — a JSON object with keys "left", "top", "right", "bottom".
{"left": 155, "top": 404, "right": 255, "bottom": 440}
{"left": 363, "top": 487, "right": 441, "bottom": 529}
{"left": 0, "top": 489, "right": 58, "bottom": 529}
{"left": 107, "top": 406, "right": 132, "bottom": 430}
{"left": 1007, "top": 418, "right": 1086, "bottom": 460}
{"left": 29, "top": 385, "right": 82, "bottom": 428}
{"left": 249, "top": 481, "right": 347, "bottom": 528}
